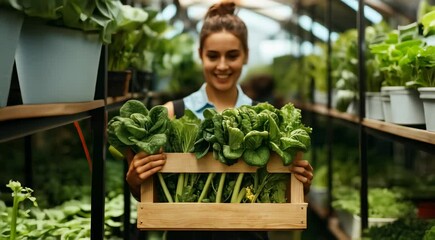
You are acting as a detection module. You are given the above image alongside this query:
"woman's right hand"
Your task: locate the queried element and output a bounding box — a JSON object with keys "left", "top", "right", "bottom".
{"left": 125, "top": 149, "right": 167, "bottom": 200}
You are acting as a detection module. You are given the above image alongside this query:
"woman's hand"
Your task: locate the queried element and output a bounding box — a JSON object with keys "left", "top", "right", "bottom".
{"left": 289, "top": 158, "right": 314, "bottom": 195}
{"left": 125, "top": 149, "right": 166, "bottom": 200}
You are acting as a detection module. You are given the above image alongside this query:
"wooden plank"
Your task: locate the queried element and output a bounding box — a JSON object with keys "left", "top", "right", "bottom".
{"left": 0, "top": 100, "right": 104, "bottom": 121}
{"left": 363, "top": 118, "right": 435, "bottom": 145}
{"left": 294, "top": 101, "right": 435, "bottom": 146}
{"left": 137, "top": 203, "right": 307, "bottom": 231}
{"left": 141, "top": 176, "right": 154, "bottom": 203}
{"left": 161, "top": 152, "right": 296, "bottom": 173}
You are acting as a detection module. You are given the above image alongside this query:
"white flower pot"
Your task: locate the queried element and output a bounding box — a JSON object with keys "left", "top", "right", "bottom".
{"left": 308, "top": 186, "right": 328, "bottom": 209}
{"left": 0, "top": 9, "right": 23, "bottom": 107}
{"left": 314, "top": 90, "right": 328, "bottom": 105}
{"left": 337, "top": 211, "right": 397, "bottom": 240}
{"left": 15, "top": 18, "right": 102, "bottom": 104}
{"left": 388, "top": 86, "right": 425, "bottom": 125}
{"left": 418, "top": 87, "right": 435, "bottom": 132}
{"left": 381, "top": 86, "right": 405, "bottom": 123}
{"left": 365, "top": 92, "right": 384, "bottom": 120}
{"left": 380, "top": 87, "right": 394, "bottom": 122}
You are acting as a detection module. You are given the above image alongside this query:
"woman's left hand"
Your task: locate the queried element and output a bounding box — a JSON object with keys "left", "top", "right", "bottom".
{"left": 289, "top": 158, "right": 314, "bottom": 194}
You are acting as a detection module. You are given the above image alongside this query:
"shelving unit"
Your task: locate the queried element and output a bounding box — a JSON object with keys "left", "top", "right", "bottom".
{"left": 294, "top": 1, "right": 435, "bottom": 239}
{"left": 294, "top": 102, "right": 435, "bottom": 146}
{"left": 0, "top": 46, "right": 110, "bottom": 239}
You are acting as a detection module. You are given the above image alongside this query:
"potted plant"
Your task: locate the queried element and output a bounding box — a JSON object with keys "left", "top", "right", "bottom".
{"left": 370, "top": 22, "right": 425, "bottom": 125}
{"left": 413, "top": 10, "right": 435, "bottom": 131}
{"left": 14, "top": 0, "right": 117, "bottom": 104}
{"left": 0, "top": 2, "right": 24, "bottom": 107}
{"left": 332, "top": 187, "right": 415, "bottom": 239}
{"left": 364, "top": 22, "right": 391, "bottom": 120}
{"left": 129, "top": 9, "right": 169, "bottom": 94}
{"left": 303, "top": 43, "right": 328, "bottom": 106}
{"left": 331, "top": 29, "right": 359, "bottom": 113}
{"left": 107, "top": 4, "right": 149, "bottom": 97}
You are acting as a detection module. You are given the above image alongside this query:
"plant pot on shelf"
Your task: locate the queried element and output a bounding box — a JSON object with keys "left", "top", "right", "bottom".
{"left": 131, "top": 70, "right": 153, "bottom": 94}
{"left": 108, "top": 70, "right": 132, "bottom": 97}
{"left": 336, "top": 210, "right": 397, "bottom": 240}
{"left": 365, "top": 92, "right": 384, "bottom": 120}
{"left": 388, "top": 86, "right": 425, "bottom": 125}
{"left": 380, "top": 86, "right": 396, "bottom": 122}
{"left": 15, "top": 18, "right": 102, "bottom": 104}
{"left": 0, "top": 9, "right": 23, "bottom": 107}
{"left": 418, "top": 87, "right": 435, "bottom": 132}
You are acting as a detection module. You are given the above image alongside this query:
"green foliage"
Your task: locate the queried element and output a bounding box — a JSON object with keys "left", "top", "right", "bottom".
{"left": 4, "top": 180, "right": 38, "bottom": 240}
{"left": 363, "top": 218, "right": 435, "bottom": 240}
{"left": 331, "top": 22, "right": 391, "bottom": 111}
{"left": 272, "top": 55, "right": 309, "bottom": 101}
{"left": 332, "top": 187, "right": 416, "bottom": 218}
{"left": 158, "top": 168, "right": 289, "bottom": 204}
{"left": 4, "top": 0, "right": 120, "bottom": 44}
{"left": 303, "top": 43, "right": 327, "bottom": 93}
{"left": 0, "top": 187, "right": 135, "bottom": 239}
{"left": 107, "top": 100, "right": 170, "bottom": 154}
{"left": 193, "top": 102, "right": 312, "bottom": 167}
{"left": 166, "top": 109, "right": 201, "bottom": 153}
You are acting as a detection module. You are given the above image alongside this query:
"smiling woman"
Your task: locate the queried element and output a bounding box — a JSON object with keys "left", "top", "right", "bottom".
{"left": 124, "top": 1, "right": 314, "bottom": 240}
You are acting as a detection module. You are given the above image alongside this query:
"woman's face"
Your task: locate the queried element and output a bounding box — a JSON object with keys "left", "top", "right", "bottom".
{"left": 200, "top": 31, "right": 248, "bottom": 92}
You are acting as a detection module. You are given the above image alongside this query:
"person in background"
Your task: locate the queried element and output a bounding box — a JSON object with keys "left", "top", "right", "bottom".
{"left": 125, "top": 2, "right": 313, "bottom": 239}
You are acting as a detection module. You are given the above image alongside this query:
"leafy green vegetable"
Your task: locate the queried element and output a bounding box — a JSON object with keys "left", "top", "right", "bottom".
{"left": 107, "top": 100, "right": 170, "bottom": 154}
{"left": 193, "top": 102, "right": 312, "bottom": 166}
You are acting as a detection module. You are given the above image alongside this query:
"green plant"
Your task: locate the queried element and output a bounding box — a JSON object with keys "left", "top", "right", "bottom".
{"left": 107, "top": 100, "right": 170, "bottom": 155}
{"left": 332, "top": 187, "right": 415, "bottom": 218}
{"left": 370, "top": 22, "right": 424, "bottom": 89}
{"left": 363, "top": 218, "right": 435, "bottom": 240}
{"left": 107, "top": 3, "right": 149, "bottom": 71}
{"left": 4, "top": 180, "right": 37, "bottom": 240}
{"left": 130, "top": 8, "right": 170, "bottom": 73}
{"left": 304, "top": 42, "right": 327, "bottom": 93}
{"left": 5, "top": 0, "right": 119, "bottom": 44}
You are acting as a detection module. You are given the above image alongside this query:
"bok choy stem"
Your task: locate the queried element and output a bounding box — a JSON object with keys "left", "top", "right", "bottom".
{"left": 157, "top": 173, "right": 173, "bottom": 203}
{"left": 216, "top": 173, "right": 226, "bottom": 203}
{"left": 231, "top": 173, "right": 245, "bottom": 203}
{"left": 236, "top": 188, "right": 247, "bottom": 203}
{"left": 175, "top": 173, "right": 185, "bottom": 202}
{"left": 197, "top": 173, "right": 215, "bottom": 202}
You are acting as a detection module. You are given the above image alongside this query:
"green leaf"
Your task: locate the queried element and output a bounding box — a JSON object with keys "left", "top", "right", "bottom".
{"left": 223, "top": 145, "right": 244, "bottom": 160}
{"left": 134, "top": 133, "right": 167, "bottom": 154}
{"left": 227, "top": 126, "right": 244, "bottom": 150}
{"left": 243, "top": 146, "right": 270, "bottom": 167}
{"left": 244, "top": 130, "right": 268, "bottom": 150}
{"left": 119, "top": 100, "right": 148, "bottom": 118}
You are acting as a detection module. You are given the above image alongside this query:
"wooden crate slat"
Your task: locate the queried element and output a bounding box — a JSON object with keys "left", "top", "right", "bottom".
{"left": 159, "top": 152, "right": 293, "bottom": 173}
{"left": 137, "top": 203, "right": 307, "bottom": 230}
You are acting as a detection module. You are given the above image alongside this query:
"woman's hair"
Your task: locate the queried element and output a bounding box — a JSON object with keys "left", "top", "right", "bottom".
{"left": 199, "top": 1, "right": 248, "bottom": 54}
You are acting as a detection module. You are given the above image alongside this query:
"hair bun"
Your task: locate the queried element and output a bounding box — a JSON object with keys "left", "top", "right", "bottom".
{"left": 205, "top": 1, "right": 236, "bottom": 18}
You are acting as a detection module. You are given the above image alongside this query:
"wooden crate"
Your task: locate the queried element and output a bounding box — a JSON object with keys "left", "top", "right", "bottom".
{"left": 137, "top": 152, "right": 308, "bottom": 231}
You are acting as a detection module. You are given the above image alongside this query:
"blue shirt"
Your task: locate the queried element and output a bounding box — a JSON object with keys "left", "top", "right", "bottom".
{"left": 183, "top": 83, "right": 253, "bottom": 119}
